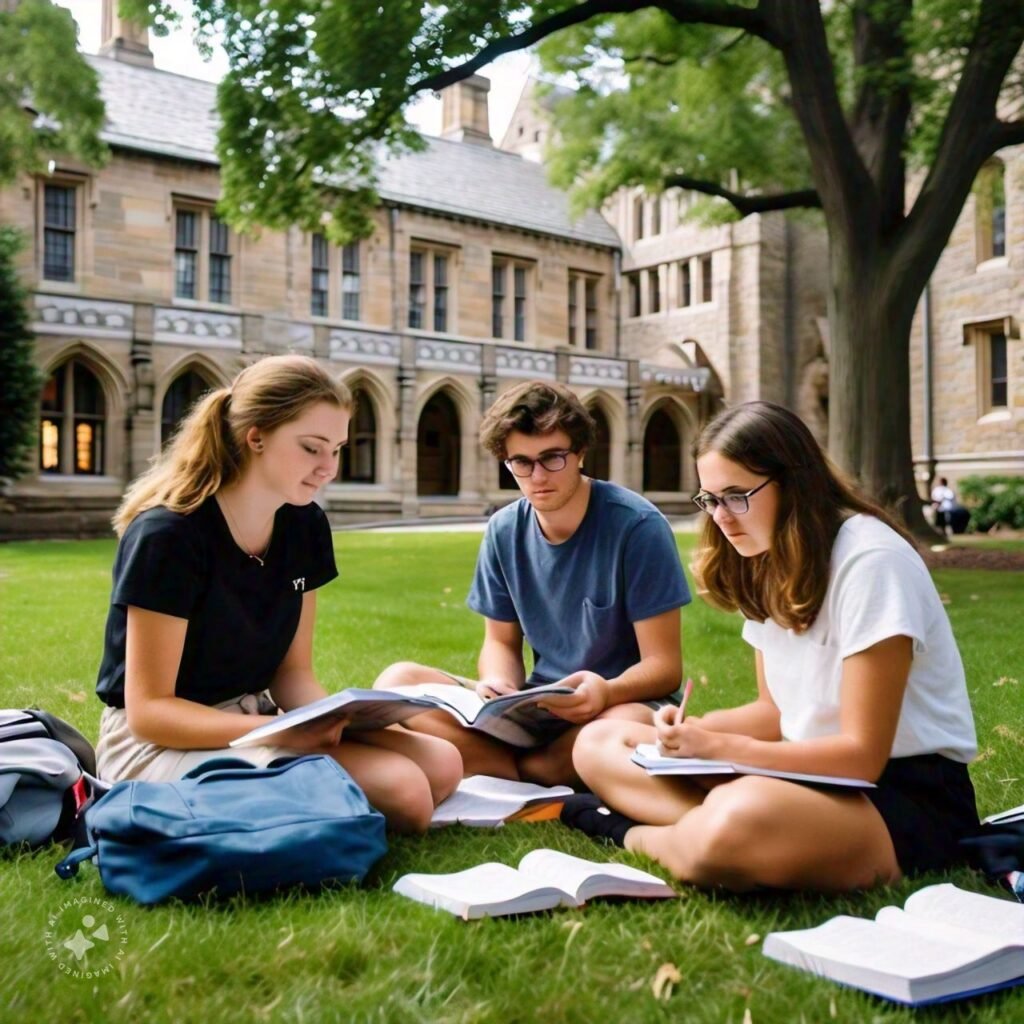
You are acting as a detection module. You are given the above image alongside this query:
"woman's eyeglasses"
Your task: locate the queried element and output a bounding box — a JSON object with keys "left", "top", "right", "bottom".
{"left": 504, "top": 449, "right": 575, "bottom": 477}
{"left": 693, "top": 477, "right": 774, "bottom": 515}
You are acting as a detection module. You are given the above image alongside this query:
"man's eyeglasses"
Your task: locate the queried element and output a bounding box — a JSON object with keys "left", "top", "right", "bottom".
{"left": 693, "top": 477, "right": 774, "bottom": 516}
{"left": 504, "top": 449, "right": 575, "bottom": 478}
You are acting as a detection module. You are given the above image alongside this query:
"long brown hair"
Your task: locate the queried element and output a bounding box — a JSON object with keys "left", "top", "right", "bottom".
{"left": 114, "top": 355, "right": 352, "bottom": 535}
{"left": 691, "top": 401, "right": 909, "bottom": 632}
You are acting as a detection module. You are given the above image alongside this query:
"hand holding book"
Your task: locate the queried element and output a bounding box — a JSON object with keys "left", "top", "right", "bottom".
{"left": 536, "top": 670, "right": 610, "bottom": 724}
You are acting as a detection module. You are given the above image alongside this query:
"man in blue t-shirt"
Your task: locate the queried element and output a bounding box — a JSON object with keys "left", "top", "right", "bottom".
{"left": 374, "top": 381, "right": 691, "bottom": 785}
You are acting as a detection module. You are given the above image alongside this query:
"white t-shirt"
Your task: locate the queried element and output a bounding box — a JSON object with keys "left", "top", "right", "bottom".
{"left": 742, "top": 515, "right": 977, "bottom": 762}
{"left": 931, "top": 484, "right": 955, "bottom": 512}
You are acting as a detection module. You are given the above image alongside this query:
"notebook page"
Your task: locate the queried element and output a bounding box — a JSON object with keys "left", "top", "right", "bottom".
{"left": 875, "top": 907, "right": 1011, "bottom": 958}
{"left": 393, "top": 862, "right": 571, "bottom": 916}
{"left": 391, "top": 683, "right": 484, "bottom": 723}
{"left": 903, "top": 884, "right": 1024, "bottom": 944}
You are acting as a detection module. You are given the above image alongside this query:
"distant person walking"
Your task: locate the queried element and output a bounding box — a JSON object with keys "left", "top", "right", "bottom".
{"left": 931, "top": 477, "right": 956, "bottom": 535}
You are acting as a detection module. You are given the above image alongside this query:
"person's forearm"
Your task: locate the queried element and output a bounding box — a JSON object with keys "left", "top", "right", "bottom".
{"left": 477, "top": 640, "right": 526, "bottom": 690}
{"left": 698, "top": 730, "right": 886, "bottom": 781}
{"left": 606, "top": 653, "right": 681, "bottom": 705}
{"left": 126, "top": 695, "right": 278, "bottom": 749}
{"left": 697, "top": 699, "right": 781, "bottom": 741}
{"left": 269, "top": 670, "right": 328, "bottom": 712}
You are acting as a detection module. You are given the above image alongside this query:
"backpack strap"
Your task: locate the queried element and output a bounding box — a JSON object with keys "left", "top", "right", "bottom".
{"left": 55, "top": 844, "right": 97, "bottom": 880}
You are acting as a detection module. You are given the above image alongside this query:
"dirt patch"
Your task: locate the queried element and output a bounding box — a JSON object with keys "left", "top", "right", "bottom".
{"left": 918, "top": 544, "right": 1024, "bottom": 572}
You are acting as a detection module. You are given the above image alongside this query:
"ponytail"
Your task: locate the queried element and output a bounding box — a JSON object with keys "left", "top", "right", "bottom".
{"left": 113, "top": 354, "right": 352, "bottom": 535}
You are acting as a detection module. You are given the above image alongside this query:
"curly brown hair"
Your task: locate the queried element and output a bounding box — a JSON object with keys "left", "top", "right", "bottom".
{"left": 479, "top": 380, "right": 595, "bottom": 458}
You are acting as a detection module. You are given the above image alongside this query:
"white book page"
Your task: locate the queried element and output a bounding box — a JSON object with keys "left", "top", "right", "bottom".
{"left": 518, "top": 849, "right": 673, "bottom": 903}
{"left": 984, "top": 803, "right": 1024, "bottom": 824}
{"left": 766, "top": 915, "right": 989, "bottom": 981}
{"left": 903, "top": 884, "right": 1024, "bottom": 944}
{"left": 431, "top": 777, "right": 572, "bottom": 826}
{"left": 875, "top": 907, "right": 1010, "bottom": 959}
{"left": 391, "top": 683, "right": 485, "bottom": 723}
{"left": 393, "top": 863, "right": 569, "bottom": 917}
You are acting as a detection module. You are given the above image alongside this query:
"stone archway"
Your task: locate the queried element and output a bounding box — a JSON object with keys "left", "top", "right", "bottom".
{"left": 643, "top": 406, "right": 683, "bottom": 492}
{"left": 417, "top": 390, "right": 461, "bottom": 496}
{"left": 587, "top": 404, "right": 611, "bottom": 481}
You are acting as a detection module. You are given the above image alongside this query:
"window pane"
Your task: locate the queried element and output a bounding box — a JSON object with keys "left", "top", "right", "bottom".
{"left": 40, "top": 371, "right": 63, "bottom": 412}
{"left": 628, "top": 274, "right": 641, "bottom": 318}
{"left": 40, "top": 419, "right": 61, "bottom": 472}
{"left": 210, "top": 254, "right": 231, "bottom": 304}
{"left": 701, "top": 255, "right": 713, "bottom": 302}
{"left": 162, "top": 369, "right": 210, "bottom": 443}
{"left": 74, "top": 420, "right": 103, "bottom": 475}
{"left": 341, "top": 243, "right": 360, "bottom": 321}
{"left": 45, "top": 185, "right": 76, "bottom": 229}
{"left": 584, "top": 278, "right": 598, "bottom": 350}
{"left": 680, "top": 262, "right": 691, "bottom": 306}
{"left": 209, "top": 217, "right": 230, "bottom": 255}
{"left": 72, "top": 362, "right": 105, "bottom": 416}
{"left": 175, "top": 210, "right": 198, "bottom": 299}
{"left": 649, "top": 269, "right": 660, "bottom": 314}
{"left": 409, "top": 251, "right": 425, "bottom": 328}
{"left": 176, "top": 210, "right": 198, "bottom": 249}
{"left": 492, "top": 261, "right": 505, "bottom": 337}
{"left": 568, "top": 275, "right": 577, "bottom": 346}
{"left": 991, "top": 333, "right": 1008, "bottom": 408}
{"left": 43, "top": 228, "right": 74, "bottom": 282}
{"left": 513, "top": 266, "right": 527, "bottom": 341}
{"left": 175, "top": 251, "right": 197, "bottom": 299}
{"left": 433, "top": 254, "right": 448, "bottom": 332}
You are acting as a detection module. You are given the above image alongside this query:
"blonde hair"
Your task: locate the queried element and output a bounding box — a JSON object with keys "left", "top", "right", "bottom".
{"left": 114, "top": 355, "right": 352, "bottom": 535}
{"left": 692, "top": 401, "right": 909, "bottom": 632}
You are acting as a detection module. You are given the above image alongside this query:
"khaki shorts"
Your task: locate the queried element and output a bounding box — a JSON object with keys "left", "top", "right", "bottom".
{"left": 96, "top": 692, "right": 295, "bottom": 783}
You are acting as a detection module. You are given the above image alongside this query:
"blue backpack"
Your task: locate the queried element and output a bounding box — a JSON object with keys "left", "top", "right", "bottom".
{"left": 56, "top": 755, "right": 387, "bottom": 904}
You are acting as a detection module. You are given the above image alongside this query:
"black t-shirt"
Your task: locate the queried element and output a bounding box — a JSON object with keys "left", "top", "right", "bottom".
{"left": 95, "top": 497, "right": 338, "bottom": 708}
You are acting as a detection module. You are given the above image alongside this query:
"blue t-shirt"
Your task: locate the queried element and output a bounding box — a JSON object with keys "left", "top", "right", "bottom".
{"left": 467, "top": 479, "right": 691, "bottom": 685}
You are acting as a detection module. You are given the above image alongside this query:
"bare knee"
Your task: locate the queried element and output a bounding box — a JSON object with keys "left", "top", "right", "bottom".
{"left": 572, "top": 719, "right": 644, "bottom": 787}
{"left": 518, "top": 746, "right": 575, "bottom": 788}
{"left": 373, "top": 661, "right": 431, "bottom": 689}
{"left": 423, "top": 737, "right": 464, "bottom": 802}
{"left": 364, "top": 762, "right": 436, "bottom": 835}
{"left": 664, "top": 787, "right": 774, "bottom": 889}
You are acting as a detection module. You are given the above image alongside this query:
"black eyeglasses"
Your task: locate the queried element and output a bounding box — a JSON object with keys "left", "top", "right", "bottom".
{"left": 693, "top": 477, "right": 774, "bottom": 515}
{"left": 504, "top": 449, "right": 575, "bottom": 478}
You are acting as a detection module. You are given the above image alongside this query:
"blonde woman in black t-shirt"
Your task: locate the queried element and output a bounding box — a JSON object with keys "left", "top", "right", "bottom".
{"left": 95, "top": 355, "right": 461, "bottom": 833}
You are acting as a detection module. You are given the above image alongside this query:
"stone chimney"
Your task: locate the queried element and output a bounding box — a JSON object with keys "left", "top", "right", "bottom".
{"left": 99, "top": 0, "right": 154, "bottom": 68}
{"left": 439, "top": 75, "right": 492, "bottom": 146}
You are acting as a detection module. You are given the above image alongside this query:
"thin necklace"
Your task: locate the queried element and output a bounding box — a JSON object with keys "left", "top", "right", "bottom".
{"left": 218, "top": 494, "right": 273, "bottom": 567}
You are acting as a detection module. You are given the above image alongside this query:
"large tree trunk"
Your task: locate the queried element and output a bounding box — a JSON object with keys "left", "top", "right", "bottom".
{"left": 826, "top": 243, "right": 934, "bottom": 538}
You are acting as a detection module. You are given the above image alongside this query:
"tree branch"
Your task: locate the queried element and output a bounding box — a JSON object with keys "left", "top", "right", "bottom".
{"left": 663, "top": 174, "right": 820, "bottom": 214}
{"left": 413, "top": 0, "right": 780, "bottom": 96}
{"left": 622, "top": 52, "right": 683, "bottom": 67}
{"left": 990, "top": 118, "right": 1024, "bottom": 149}
{"left": 412, "top": 0, "right": 659, "bottom": 95}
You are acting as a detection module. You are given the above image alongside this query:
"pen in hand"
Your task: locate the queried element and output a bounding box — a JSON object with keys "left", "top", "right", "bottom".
{"left": 674, "top": 677, "right": 694, "bottom": 727}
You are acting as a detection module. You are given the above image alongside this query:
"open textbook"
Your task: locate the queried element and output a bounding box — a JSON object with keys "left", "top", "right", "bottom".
{"left": 431, "top": 776, "right": 573, "bottom": 828}
{"left": 230, "top": 682, "right": 574, "bottom": 750}
{"left": 763, "top": 883, "right": 1024, "bottom": 1006}
{"left": 631, "top": 743, "right": 875, "bottom": 789}
{"left": 393, "top": 849, "right": 676, "bottom": 919}
{"left": 984, "top": 802, "right": 1024, "bottom": 825}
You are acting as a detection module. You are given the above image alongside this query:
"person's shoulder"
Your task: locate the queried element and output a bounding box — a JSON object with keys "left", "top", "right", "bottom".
{"left": 123, "top": 503, "right": 203, "bottom": 543}
{"left": 281, "top": 500, "right": 329, "bottom": 528}
{"left": 594, "top": 480, "right": 669, "bottom": 526}
{"left": 832, "top": 514, "right": 925, "bottom": 572}
{"left": 486, "top": 497, "right": 530, "bottom": 536}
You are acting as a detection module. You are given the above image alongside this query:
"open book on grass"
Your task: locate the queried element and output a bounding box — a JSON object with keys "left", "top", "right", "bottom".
{"left": 231, "top": 681, "right": 574, "bottom": 749}
{"left": 763, "top": 883, "right": 1024, "bottom": 1006}
{"left": 393, "top": 849, "right": 676, "bottom": 919}
{"left": 631, "top": 743, "right": 875, "bottom": 789}
{"left": 431, "top": 776, "right": 574, "bottom": 828}
{"left": 984, "top": 802, "right": 1024, "bottom": 825}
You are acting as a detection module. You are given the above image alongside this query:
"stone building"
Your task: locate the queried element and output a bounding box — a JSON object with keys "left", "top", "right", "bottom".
{"left": 909, "top": 148, "right": 1024, "bottom": 488}
{"left": 1, "top": 15, "right": 713, "bottom": 539}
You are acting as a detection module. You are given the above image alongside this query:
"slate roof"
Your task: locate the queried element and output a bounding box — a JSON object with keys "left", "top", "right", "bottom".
{"left": 88, "top": 55, "right": 620, "bottom": 249}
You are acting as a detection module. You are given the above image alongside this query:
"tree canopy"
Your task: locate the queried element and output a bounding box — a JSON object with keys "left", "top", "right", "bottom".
{"left": 0, "top": 0, "right": 107, "bottom": 184}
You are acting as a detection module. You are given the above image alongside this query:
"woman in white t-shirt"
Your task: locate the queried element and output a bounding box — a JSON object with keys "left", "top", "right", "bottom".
{"left": 562, "top": 401, "right": 978, "bottom": 890}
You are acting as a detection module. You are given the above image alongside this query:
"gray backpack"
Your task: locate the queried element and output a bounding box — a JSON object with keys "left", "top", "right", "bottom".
{"left": 0, "top": 709, "right": 102, "bottom": 847}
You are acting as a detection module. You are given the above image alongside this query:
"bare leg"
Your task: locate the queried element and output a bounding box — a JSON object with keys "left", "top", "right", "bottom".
{"left": 573, "top": 718, "right": 709, "bottom": 823}
{"left": 627, "top": 776, "right": 901, "bottom": 891}
{"left": 373, "top": 660, "right": 519, "bottom": 778}
{"left": 328, "top": 742, "right": 439, "bottom": 834}
{"left": 349, "top": 726, "right": 462, "bottom": 805}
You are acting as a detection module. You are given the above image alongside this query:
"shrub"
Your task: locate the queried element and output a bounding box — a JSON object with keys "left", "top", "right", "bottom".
{"left": 958, "top": 475, "right": 1024, "bottom": 532}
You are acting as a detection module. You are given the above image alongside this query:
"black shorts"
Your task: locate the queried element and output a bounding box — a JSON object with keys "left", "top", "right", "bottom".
{"left": 865, "top": 754, "right": 979, "bottom": 875}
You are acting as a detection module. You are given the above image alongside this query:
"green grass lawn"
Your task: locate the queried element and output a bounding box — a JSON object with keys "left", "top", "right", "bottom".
{"left": 1, "top": 532, "right": 1022, "bottom": 1023}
